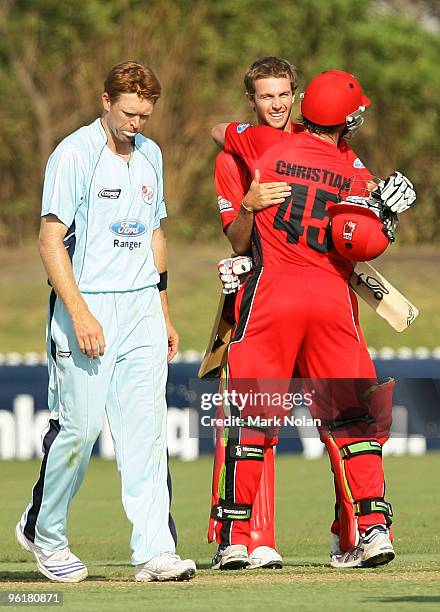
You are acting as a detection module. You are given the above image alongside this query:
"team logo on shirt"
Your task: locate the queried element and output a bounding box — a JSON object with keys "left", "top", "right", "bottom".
{"left": 217, "top": 196, "right": 234, "bottom": 213}
{"left": 353, "top": 157, "right": 365, "bottom": 169}
{"left": 343, "top": 220, "right": 357, "bottom": 240}
{"left": 110, "top": 219, "right": 147, "bottom": 236}
{"left": 141, "top": 185, "right": 154, "bottom": 205}
{"left": 236, "top": 123, "right": 251, "bottom": 133}
{"left": 98, "top": 188, "right": 121, "bottom": 199}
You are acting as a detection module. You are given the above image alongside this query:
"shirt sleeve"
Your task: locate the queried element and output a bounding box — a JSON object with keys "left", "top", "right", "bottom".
{"left": 215, "top": 152, "right": 251, "bottom": 234}
{"left": 153, "top": 147, "right": 167, "bottom": 230}
{"left": 224, "top": 123, "right": 288, "bottom": 176}
{"left": 41, "top": 146, "right": 86, "bottom": 228}
{"left": 224, "top": 123, "right": 262, "bottom": 164}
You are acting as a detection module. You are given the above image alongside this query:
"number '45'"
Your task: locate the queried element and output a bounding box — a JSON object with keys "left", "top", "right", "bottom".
{"left": 273, "top": 183, "right": 338, "bottom": 253}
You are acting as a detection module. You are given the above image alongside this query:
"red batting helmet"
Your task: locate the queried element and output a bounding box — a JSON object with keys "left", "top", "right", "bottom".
{"left": 301, "top": 70, "right": 371, "bottom": 127}
{"left": 329, "top": 204, "right": 390, "bottom": 262}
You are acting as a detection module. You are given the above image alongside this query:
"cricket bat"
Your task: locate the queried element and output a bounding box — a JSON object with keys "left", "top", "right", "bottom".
{"left": 350, "top": 261, "right": 419, "bottom": 332}
{"left": 198, "top": 291, "right": 236, "bottom": 379}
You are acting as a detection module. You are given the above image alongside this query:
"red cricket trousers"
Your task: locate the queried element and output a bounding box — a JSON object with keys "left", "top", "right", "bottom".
{"left": 222, "top": 266, "right": 387, "bottom": 547}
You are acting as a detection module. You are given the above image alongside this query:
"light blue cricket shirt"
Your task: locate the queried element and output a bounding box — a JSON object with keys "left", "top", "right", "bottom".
{"left": 41, "top": 118, "right": 167, "bottom": 292}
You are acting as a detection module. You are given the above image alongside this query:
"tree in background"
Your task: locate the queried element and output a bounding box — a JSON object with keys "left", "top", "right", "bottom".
{"left": 0, "top": 0, "right": 439, "bottom": 243}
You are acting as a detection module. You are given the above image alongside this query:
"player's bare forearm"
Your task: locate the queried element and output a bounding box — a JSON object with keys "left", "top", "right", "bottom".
{"left": 151, "top": 226, "right": 167, "bottom": 273}
{"left": 152, "top": 226, "right": 179, "bottom": 360}
{"left": 39, "top": 214, "right": 105, "bottom": 358}
{"left": 40, "top": 216, "right": 85, "bottom": 316}
{"left": 211, "top": 123, "right": 229, "bottom": 148}
{"left": 226, "top": 207, "right": 254, "bottom": 254}
{"left": 159, "top": 290, "right": 179, "bottom": 361}
{"left": 226, "top": 170, "right": 291, "bottom": 254}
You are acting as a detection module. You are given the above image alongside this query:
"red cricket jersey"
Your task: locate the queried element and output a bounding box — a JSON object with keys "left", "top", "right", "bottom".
{"left": 215, "top": 151, "right": 251, "bottom": 232}
{"left": 214, "top": 121, "right": 304, "bottom": 233}
{"left": 224, "top": 122, "right": 373, "bottom": 279}
{"left": 216, "top": 123, "right": 371, "bottom": 237}
{"left": 215, "top": 123, "right": 305, "bottom": 233}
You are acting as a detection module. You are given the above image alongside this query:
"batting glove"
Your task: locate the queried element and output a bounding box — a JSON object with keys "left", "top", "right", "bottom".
{"left": 379, "top": 171, "right": 416, "bottom": 214}
{"left": 218, "top": 256, "right": 253, "bottom": 294}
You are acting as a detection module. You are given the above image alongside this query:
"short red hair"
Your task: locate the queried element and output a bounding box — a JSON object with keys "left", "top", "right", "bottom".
{"left": 104, "top": 61, "right": 161, "bottom": 103}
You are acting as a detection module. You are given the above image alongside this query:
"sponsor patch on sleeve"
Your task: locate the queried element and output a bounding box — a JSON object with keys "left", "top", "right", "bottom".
{"left": 236, "top": 123, "right": 251, "bottom": 134}
{"left": 217, "top": 196, "right": 234, "bottom": 213}
{"left": 353, "top": 157, "right": 366, "bottom": 169}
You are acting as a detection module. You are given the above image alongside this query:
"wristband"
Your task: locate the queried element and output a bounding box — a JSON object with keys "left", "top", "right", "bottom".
{"left": 241, "top": 201, "right": 254, "bottom": 213}
{"left": 157, "top": 271, "right": 168, "bottom": 291}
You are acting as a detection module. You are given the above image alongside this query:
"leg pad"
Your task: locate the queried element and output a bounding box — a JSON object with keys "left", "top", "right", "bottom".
{"left": 211, "top": 500, "right": 252, "bottom": 521}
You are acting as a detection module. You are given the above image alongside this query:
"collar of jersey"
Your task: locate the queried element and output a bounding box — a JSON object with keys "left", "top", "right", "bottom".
{"left": 94, "top": 117, "right": 142, "bottom": 152}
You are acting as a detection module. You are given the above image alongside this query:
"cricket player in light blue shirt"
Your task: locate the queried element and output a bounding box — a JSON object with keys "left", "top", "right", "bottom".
{"left": 16, "top": 61, "right": 196, "bottom": 583}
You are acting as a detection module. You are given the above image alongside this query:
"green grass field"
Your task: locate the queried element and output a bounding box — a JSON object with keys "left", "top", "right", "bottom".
{"left": 1, "top": 454, "right": 439, "bottom": 611}
{"left": 0, "top": 242, "right": 439, "bottom": 353}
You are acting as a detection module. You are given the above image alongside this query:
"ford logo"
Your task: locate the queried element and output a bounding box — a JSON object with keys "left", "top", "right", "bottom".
{"left": 109, "top": 219, "right": 147, "bottom": 236}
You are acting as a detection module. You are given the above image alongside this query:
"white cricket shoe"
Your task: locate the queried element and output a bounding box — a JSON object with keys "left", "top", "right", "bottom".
{"left": 211, "top": 544, "right": 250, "bottom": 570}
{"left": 15, "top": 523, "right": 87, "bottom": 583}
{"left": 247, "top": 546, "right": 283, "bottom": 569}
{"left": 134, "top": 552, "right": 196, "bottom": 582}
{"left": 330, "top": 530, "right": 363, "bottom": 568}
{"left": 362, "top": 525, "right": 395, "bottom": 567}
{"left": 330, "top": 525, "right": 395, "bottom": 569}
{"left": 330, "top": 543, "right": 364, "bottom": 568}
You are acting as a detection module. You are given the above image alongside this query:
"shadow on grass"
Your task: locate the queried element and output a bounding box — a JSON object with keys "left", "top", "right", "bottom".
{"left": 0, "top": 571, "right": 107, "bottom": 582}
{"left": 195, "top": 561, "right": 326, "bottom": 570}
{"left": 369, "top": 596, "right": 440, "bottom": 604}
{"left": 1, "top": 571, "right": 46, "bottom": 582}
